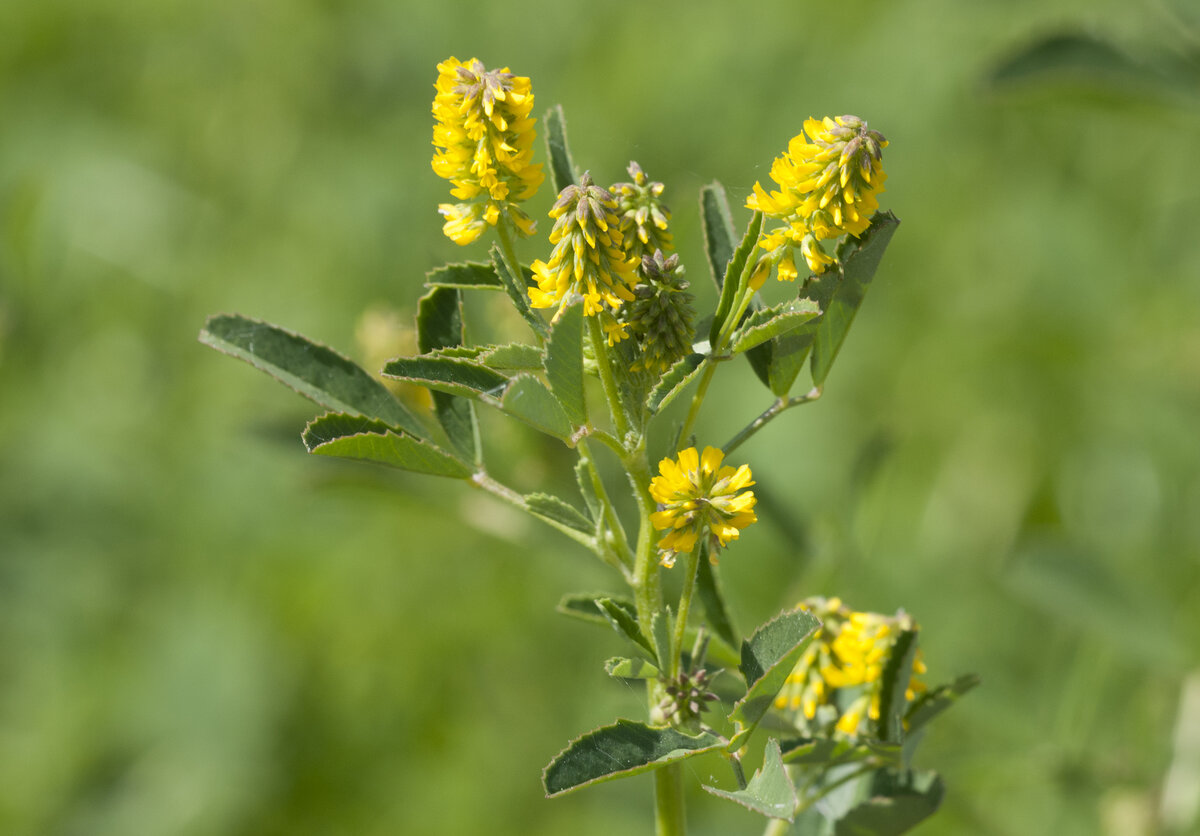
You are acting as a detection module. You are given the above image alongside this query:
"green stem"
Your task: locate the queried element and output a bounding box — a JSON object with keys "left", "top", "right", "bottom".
{"left": 576, "top": 438, "right": 634, "bottom": 574}
{"left": 655, "top": 765, "right": 687, "bottom": 836}
{"left": 722, "top": 388, "right": 822, "bottom": 456}
{"left": 675, "top": 360, "right": 716, "bottom": 451}
{"left": 670, "top": 547, "right": 701, "bottom": 678}
{"left": 588, "top": 315, "right": 631, "bottom": 441}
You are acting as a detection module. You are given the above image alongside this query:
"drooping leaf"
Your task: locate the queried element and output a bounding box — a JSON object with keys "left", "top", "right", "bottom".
{"left": 500, "top": 374, "right": 573, "bottom": 440}
{"left": 543, "top": 720, "right": 724, "bottom": 797}
{"left": 382, "top": 356, "right": 508, "bottom": 399}
{"left": 604, "top": 657, "right": 661, "bottom": 680}
{"left": 418, "top": 287, "right": 478, "bottom": 462}
{"left": 477, "top": 343, "right": 544, "bottom": 371}
{"left": 710, "top": 211, "right": 764, "bottom": 344}
{"left": 525, "top": 492, "right": 592, "bottom": 535}
{"left": 648, "top": 352, "right": 706, "bottom": 415}
{"left": 779, "top": 737, "right": 901, "bottom": 769}
{"left": 703, "top": 738, "right": 797, "bottom": 821}
{"left": 875, "top": 630, "right": 918, "bottom": 745}
{"left": 543, "top": 104, "right": 578, "bottom": 193}
{"left": 199, "top": 314, "right": 425, "bottom": 437}
{"left": 696, "top": 541, "right": 738, "bottom": 650}
{"left": 727, "top": 607, "right": 821, "bottom": 748}
{"left": 832, "top": 769, "right": 944, "bottom": 836}
{"left": 809, "top": 212, "right": 899, "bottom": 388}
{"left": 490, "top": 244, "right": 549, "bottom": 340}
{"left": 425, "top": 261, "right": 503, "bottom": 290}
{"left": 731, "top": 298, "right": 822, "bottom": 354}
{"left": 596, "top": 597, "right": 657, "bottom": 662}
{"left": 699, "top": 181, "right": 737, "bottom": 291}
{"left": 544, "top": 301, "right": 586, "bottom": 426}
{"left": 556, "top": 593, "right": 637, "bottom": 627}
{"left": 302, "top": 414, "right": 472, "bottom": 478}
{"left": 904, "top": 674, "right": 980, "bottom": 736}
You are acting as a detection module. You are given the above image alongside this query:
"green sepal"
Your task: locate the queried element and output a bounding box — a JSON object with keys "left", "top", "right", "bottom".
{"left": 875, "top": 629, "right": 918, "bottom": 745}
{"left": 556, "top": 593, "right": 637, "bottom": 627}
{"left": 524, "top": 492, "right": 592, "bottom": 535}
{"left": 477, "top": 343, "right": 544, "bottom": 371}
{"left": 832, "top": 769, "right": 944, "bottom": 836}
{"left": 727, "top": 608, "right": 821, "bottom": 749}
{"left": 905, "top": 674, "right": 980, "bottom": 736}
{"left": 709, "top": 211, "right": 763, "bottom": 345}
{"left": 542, "top": 720, "right": 724, "bottom": 797}
{"left": 647, "top": 352, "right": 705, "bottom": 415}
{"left": 703, "top": 738, "right": 797, "bottom": 821}
{"left": 501, "top": 374, "right": 573, "bottom": 440}
{"left": 301, "top": 413, "right": 472, "bottom": 479}
{"left": 199, "top": 314, "right": 425, "bottom": 438}
{"left": 604, "top": 656, "right": 661, "bottom": 680}
{"left": 596, "top": 597, "right": 657, "bottom": 662}
{"left": 696, "top": 542, "right": 738, "bottom": 650}
{"left": 544, "top": 301, "right": 586, "bottom": 426}
{"left": 809, "top": 212, "right": 899, "bottom": 388}
{"left": 699, "top": 181, "right": 737, "bottom": 292}
{"left": 418, "top": 286, "right": 478, "bottom": 463}
{"left": 425, "top": 261, "right": 503, "bottom": 290}
{"left": 489, "top": 244, "right": 548, "bottom": 340}
{"left": 731, "top": 298, "right": 822, "bottom": 354}
{"left": 779, "top": 737, "right": 902, "bottom": 769}
{"left": 543, "top": 104, "right": 578, "bottom": 193}
{"left": 382, "top": 356, "right": 509, "bottom": 399}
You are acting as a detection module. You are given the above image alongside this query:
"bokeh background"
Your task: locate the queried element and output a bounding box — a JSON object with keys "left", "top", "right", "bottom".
{"left": 3, "top": 0, "right": 1200, "bottom": 833}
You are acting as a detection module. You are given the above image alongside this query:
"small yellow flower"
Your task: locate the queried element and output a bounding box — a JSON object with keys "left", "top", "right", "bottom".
{"left": 431, "top": 57, "right": 544, "bottom": 245}
{"left": 649, "top": 446, "right": 756, "bottom": 567}
{"left": 747, "top": 115, "right": 887, "bottom": 276}
{"left": 528, "top": 172, "right": 639, "bottom": 319}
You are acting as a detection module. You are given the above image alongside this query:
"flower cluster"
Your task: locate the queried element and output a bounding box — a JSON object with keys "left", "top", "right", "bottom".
{"left": 620, "top": 250, "right": 695, "bottom": 374}
{"left": 528, "top": 173, "right": 639, "bottom": 329}
{"left": 649, "top": 446, "right": 757, "bottom": 567}
{"left": 775, "top": 597, "right": 926, "bottom": 737}
{"left": 431, "top": 57, "right": 544, "bottom": 245}
{"left": 747, "top": 115, "right": 887, "bottom": 277}
{"left": 610, "top": 161, "right": 673, "bottom": 264}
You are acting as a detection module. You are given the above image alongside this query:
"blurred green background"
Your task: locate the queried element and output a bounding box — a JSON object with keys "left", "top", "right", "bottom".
{"left": 3, "top": 0, "right": 1199, "bottom": 833}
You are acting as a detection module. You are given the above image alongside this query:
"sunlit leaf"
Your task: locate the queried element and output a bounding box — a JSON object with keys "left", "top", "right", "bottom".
{"left": 500, "top": 374, "right": 572, "bottom": 440}
{"left": 382, "top": 356, "right": 508, "bottom": 399}
{"left": 605, "top": 657, "right": 661, "bottom": 680}
{"left": 544, "top": 104, "right": 578, "bottom": 193}
{"left": 703, "top": 738, "right": 797, "bottom": 821}
{"left": 424, "top": 261, "right": 503, "bottom": 290}
{"left": 731, "top": 298, "right": 821, "bottom": 354}
{"left": 544, "top": 301, "right": 586, "bottom": 426}
{"left": 302, "top": 413, "right": 471, "bottom": 479}
{"left": 710, "top": 211, "right": 763, "bottom": 344}
{"left": 699, "top": 181, "right": 737, "bottom": 291}
{"left": 727, "top": 608, "right": 821, "bottom": 748}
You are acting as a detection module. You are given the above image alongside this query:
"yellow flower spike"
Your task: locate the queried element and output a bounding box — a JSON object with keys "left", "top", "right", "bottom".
{"left": 431, "top": 57, "right": 544, "bottom": 245}
{"left": 649, "top": 446, "right": 757, "bottom": 566}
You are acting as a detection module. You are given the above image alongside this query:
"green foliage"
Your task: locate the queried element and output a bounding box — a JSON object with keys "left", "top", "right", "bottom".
{"left": 710, "top": 211, "right": 764, "bottom": 344}
{"left": 703, "top": 738, "right": 798, "bottom": 821}
{"left": 731, "top": 298, "right": 822, "bottom": 354}
{"left": 425, "top": 260, "right": 505, "bottom": 290}
{"left": 543, "top": 104, "right": 578, "bottom": 193}
{"left": 832, "top": 770, "right": 944, "bottom": 836}
{"left": 499, "top": 374, "right": 572, "bottom": 440}
{"left": 728, "top": 608, "right": 821, "bottom": 747}
{"left": 699, "top": 181, "right": 738, "bottom": 289}
{"left": 302, "top": 413, "right": 473, "bottom": 478}
{"left": 544, "top": 302, "right": 586, "bottom": 426}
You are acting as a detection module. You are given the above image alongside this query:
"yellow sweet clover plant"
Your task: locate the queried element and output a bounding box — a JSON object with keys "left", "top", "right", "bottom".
{"left": 200, "top": 56, "right": 977, "bottom": 836}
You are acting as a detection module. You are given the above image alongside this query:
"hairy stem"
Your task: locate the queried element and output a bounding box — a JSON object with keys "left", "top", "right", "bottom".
{"left": 671, "top": 547, "right": 701, "bottom": 678}
{"left": 722, "top": 388, "right": 822, "bottom": 456}
{"left": 588, "top": 315, "right": 631, "bottom": 441}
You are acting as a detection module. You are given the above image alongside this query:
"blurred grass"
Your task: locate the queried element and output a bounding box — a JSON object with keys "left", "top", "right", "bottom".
{"left": 2, "top": 0, "right": 1199, "bottom": 834}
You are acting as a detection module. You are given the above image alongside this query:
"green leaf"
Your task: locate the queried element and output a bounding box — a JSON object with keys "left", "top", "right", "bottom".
{"left": 904, "top": 674, "right": 980, "bottom": 736}
{"left": 425, "top": 260, "right": 503, "bottom": 290}
{"left": 766, "top": 331, "right": 815, "bottom": 397}
{"left": 489, "top": 244, "right": 548, "bottom": 340}
{"left": 543, "top": 104, "right": 577, "bottom": 194}
{"left": 477, "top": 343, "right": 544, "bottom": 371}
{"left": 418, "top": 287, "right": 478, "bottom": 462}
{"left": 302, "top": 413, "right": 472, "bottom": 479}
{"left": 809, "top": 212, "right": 899, "bottom": 388}
{"left": 525, "top": 492, "right": 592, "bottom": 535}
{"left": 543, "top": 720, "right": 724, "bottom": 797}
{"left": 501, "top": 374, "right": 572, "bottom": 440}
{"left": 703, "top": 738, "right": 797, "bottom": 821}
{"left": 731, "top": 298, "right": 822, "bottom": 354}
{"left": 875, "top": 630, "right": 918, "bottom": 745}
{"left": 199, "top": 314, "right": 425, "bottom": 437}
{"left": 728, "top": 608, "right": 821, "bottom": 748}
{"left": 833, "top": 769, "right": 944, "bottom": 836}
{"left": 710, "top": 211, "right": 763, "bottom": 344}
{"left": 699, "top": 181, "right": 737, "bottom": 291}
{"left": 544, "top": 301, "right": 586, "bottom": 426}
{"left": 596, "top": 597, "right": 657, "bottom": 662}
{"left": 696, "top": 542, "right": 738, "bottom": 650}
{"left": 556, "top": 593, "right": 637, "bottom": 627}
{"left": 605, "top": 657, "right": 661, "bottom": 680}
{"left": 648, "top": 353, "right": 706, "bottom": 415}
{"left": 382, "top": 356, "right": 509, "bottom": 399}
{"left": 780, "top": 737, "right": 901, "bottom": 769}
